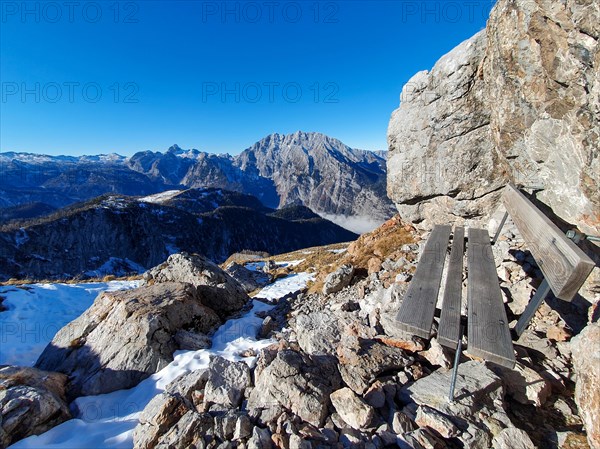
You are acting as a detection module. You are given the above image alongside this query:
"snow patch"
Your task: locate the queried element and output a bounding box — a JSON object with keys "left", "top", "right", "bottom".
{"left": 8, "top": 271, "right": 313, "bottom": 449}
{"left": 139, "top": 190, "right": 182, "bottom": 204}
{"left": 0, "top": 281, "right": 139, "bottom": 366}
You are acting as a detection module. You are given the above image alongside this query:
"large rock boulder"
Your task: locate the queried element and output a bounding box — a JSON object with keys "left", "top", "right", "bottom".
{"left": 571, "top": 322, "right": 600, "bottom": 449}
{"left": 387, "top": 0, "right": 600, "bottom": 234}
{"left": 35, "top": 282, "right": 221, "bottom": 399}
{"left": 0, "top": 366, "right": 71, "bottom": 448}
{"left": 225, "top": 262, "right": 271, "bottom": 293}
{"left": 247, "top": 349, "right": 341, "bottom": 427}
{"left": 143, "top": 252, "right": 249, "bottom": 317}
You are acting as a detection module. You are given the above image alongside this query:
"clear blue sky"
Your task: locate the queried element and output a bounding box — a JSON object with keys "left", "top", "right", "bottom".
{"left": 1, "top": 1, "right": 493, "bottom": 156}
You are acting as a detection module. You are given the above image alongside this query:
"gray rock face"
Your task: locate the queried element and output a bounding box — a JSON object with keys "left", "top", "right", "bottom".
{"left": 143, "top": 252, "right": 249, "bottom": 318}
{"left": 225, "top": 262, "right": 271, "bottom": 293}
{"left": 323, "top": 264, "right": 355, "bottom": 295}
{"left": 330, "top": 387, "right": 374, "bottom": 430}
{"left": 204, "top": 356, "right": 252, "bottom": 408}
{"left": 0, "top": 367, "right": 71, "bottom": 449}
{"left": 492, "top": 428, "right": 535, "bottom": 449}
{"left": 35, "top": 282, "right": 222, "bottom": 399}
{"left": 247, "top": 349, "right": 341, "bottom": 427}
{"left": 133, "top": 369, "right": 211, "bottom": 449}
{"left": 387, "top": 0, "right": 600, "bottom": 234}
{"left": 571, "top": 322, "right": 600, "bottom": 449}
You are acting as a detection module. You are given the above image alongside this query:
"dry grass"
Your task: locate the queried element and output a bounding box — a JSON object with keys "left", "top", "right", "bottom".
{"left": 231, "top": 215, "right": 419, "bottom": 295}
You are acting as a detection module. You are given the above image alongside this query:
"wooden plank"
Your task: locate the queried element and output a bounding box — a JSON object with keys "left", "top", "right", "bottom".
{"left": 503, "top": 184, "right": 594, "bottom": 301}
{"left": 395, "top": 225, "right": 451, "bottom": 338}
{"left": 438, "top": 226, "right": 465, "bottom": 350}
{"left": 467, "top": 228, "right": 515, "bottom": 368}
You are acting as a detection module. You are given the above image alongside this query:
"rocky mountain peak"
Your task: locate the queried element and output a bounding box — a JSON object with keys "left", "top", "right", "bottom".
{"left": 387, "top": 0, "right": 599, "bottom": 234}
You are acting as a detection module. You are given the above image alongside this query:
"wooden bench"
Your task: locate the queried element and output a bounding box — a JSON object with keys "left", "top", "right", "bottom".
{"left": 395, "top": 184, "right": 595, "bottom": 395}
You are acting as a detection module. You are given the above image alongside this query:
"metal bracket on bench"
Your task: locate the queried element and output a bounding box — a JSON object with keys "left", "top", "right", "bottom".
{"left": 491, "top": 211, "right": 509, "bottom": 245}
{"left": 514, "top": 279, "right": 551, "bottom": 337}
{"left": 448, "top": 324, "right": 464, "bottom": 403}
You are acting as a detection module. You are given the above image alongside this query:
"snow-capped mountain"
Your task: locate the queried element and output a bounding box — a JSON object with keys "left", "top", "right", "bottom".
{"left": 1, "top": 132, "right": 395, "bottom": 233}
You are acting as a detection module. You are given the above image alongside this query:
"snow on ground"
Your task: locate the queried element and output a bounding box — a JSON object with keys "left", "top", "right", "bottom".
{"left": 0, "top": 281, "right": 140, "bottom": 366}
{"left": 138, "top": 190, "right": 182, "bottom": 204}
{"left": 253, "top": 272, "right": 314, "bottom": 301}
{"left": 7, "top": 270, "right": 313, "bottom": 449}
{"left": 329, "top": 248, "right": 347, "bottom": 254}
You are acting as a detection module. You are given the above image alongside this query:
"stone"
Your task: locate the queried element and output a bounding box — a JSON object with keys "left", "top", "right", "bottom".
{"left": 330, "top": 387, "right": 374, "bottom": 430}
{"left": 571, "top": 323, "right": 600, "bottom": 449}
{"left": 35, "top": 282, "right": 222, "bottom": 399}
{"left": 323, "top": 264, "right": 355, "bottom": 294}
{"left": 0, "top": 366, "right": 71, "bottom": 448}
{"left": 174, "top": 329, "right": 212, "bottom": 350}
{"left": 363, "top": 382, "right": 386, "bottom": 408}
{"left": 295, "top": 311, "right": 346, "bottom": 355}
{"left": 143, "top": 252, "right": 249, "bottom": 318}
{"left": 289, "top": 433, "right": 312, "bottom": 449}
{"left": 258, "top": 316, "right": 277, "bottom": 339}
{"left": 420, "top": 339, "right": 451, "bottom": 369}
{"left": 247, "top": 349, "right": 340, "bottom": 427}
{"left": 204, "top": 356, "right": 252, "bottom": 408}
{"left": 398, "top": 361, "right": 504, "bottom": 419}
{"left": 400, "top": 428, "right": 443, "bottom": 449}
{"left": 391, "top": 412, "right": 417, "bottom": 434}
{"left": 226, "top": 262, "right": 271, "bottom": 293}
{"left": 234, "top": 414, "right": 254, "bottom": 440}
{"left": 386, "top": 0, "right": 600, "bottom": 235}
{"left": 339, "top": 428, "right": 367, "bottom": 448}
{"left": 492, "top": 428, "right": 535, "bottom": 449}
{"left": 337, "top": 336, "right": 413, "bottom": 395}
{"left": 248, "top": 427, "right": 272, "bottom": 449}
{"left": 368, "top": 257, "right": 383, "bottom": 275}
{"left": 492, "top": 362, "right": 551, "bottom": 407}
{"left": 415, "top": 406, "right": 459, "bottom": 439}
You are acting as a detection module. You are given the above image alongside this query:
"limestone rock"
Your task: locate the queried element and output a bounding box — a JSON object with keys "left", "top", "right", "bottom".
{"left": 492, "top": 362, "right": 551, "bottom": 407}
{"left": 398, "top": 361, "right": 505, "bottom": 420}
{"left": 330, "top": 387, "right": 374, "bottom": 430}
{"left": 323, "top": 264, "right": 355, "bottom": 295}
{"left": 415, "top": 405, "right": 460, "bottom": 439}
{"left": 35, "top": 282, "right": 221, "bottom": 399}
{"left": 226, "top": 262, "right": 272, "bottom": 293}
{"left": 387, "top": 0, "right": 600, "bottom": 234}
{"left": 248, "top": 426, "right": 272, "bottom": 449}
{"left": 143, "top": 252, "right": 249, "bottom": 317}
{"left": 133, "top": 369, "right": 210, "bottom": 449}
{"left": 204, "top": 356, "right": 252, "bottom": 408}
{"left": 0, "top": 366, "right": 71, "bottom": 448}
{"left": 571, "top": 323, "right": 600, "bottom": 449}
{"left": 295, "top": 311, "right": 346, "bottom": 356}
{"left": 337, "top": 336, "right": 413, "bottom": 395}
{"left": 420, "top": 338, "right": 452, "bottom": 369}
{"left": 492, "top": 428, "right": 535, "bottom": 449}
{"left": 174, "top": 329, "right": 212, "bottom": 350}
{"left": 247, "top": 349, "right": 340, "bottom": 427}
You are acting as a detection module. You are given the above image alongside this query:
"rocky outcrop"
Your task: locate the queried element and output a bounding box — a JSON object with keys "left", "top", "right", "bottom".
{"left": 0, "top": 366, "right": 71, "bottom": 448}
{"left": 571, "top": 322, "right": 600, "bottom": 449}
{"left": 35, "top": 282, "right": 221, "bottom": 399}
{"left": 322, "top": 264, "right": 355, "bottom": 294}
{"left": 387, "top": 0, "right": 600, "bottom": 234}
{"left": 247, "top": 349, "right": 341, "bottom": 427}
{"left": 225, "top": 262, "right": 272, "bottom": 293}
{"left": 142, "top": 252, "right": 249, "bottom": 318}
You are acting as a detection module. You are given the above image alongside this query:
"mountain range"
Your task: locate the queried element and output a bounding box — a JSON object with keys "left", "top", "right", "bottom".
{"left": 1, "top": 131, "right": 395, "bottom": 234}
{"left": 0, "top": 188, "right": 357, "bottom": 281}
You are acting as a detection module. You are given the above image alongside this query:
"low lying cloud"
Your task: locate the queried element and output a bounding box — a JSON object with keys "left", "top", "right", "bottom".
{"left": 318, "top": 213, "right": 385, "bottom": 235}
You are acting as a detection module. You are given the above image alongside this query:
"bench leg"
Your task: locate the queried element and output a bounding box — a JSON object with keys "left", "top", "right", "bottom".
{"left": 448, "top": 325, "right": 464, "bottom": 403}
{"left": 491, "top": 211, "right": 509, "bottom": 245}
{"left": 514, "top": 279, "right": 551, "bottom": 337}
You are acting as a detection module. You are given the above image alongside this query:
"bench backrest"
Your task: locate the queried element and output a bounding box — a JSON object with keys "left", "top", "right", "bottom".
{"left": 502, "top": 184, "right": 595, "bottom": 301}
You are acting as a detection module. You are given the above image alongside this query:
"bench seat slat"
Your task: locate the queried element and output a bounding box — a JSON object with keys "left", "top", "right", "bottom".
{"left": 438, "top": 226, "right": 465, "bottom": 350}
{"left": 502, "top": 184, "right": 595, "bottom": 301}
{"left": 395, "top": 225, "right": 451, "bottom": 338}
{"left": 467, "top": 227, "right": 515, "bottom": 368}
